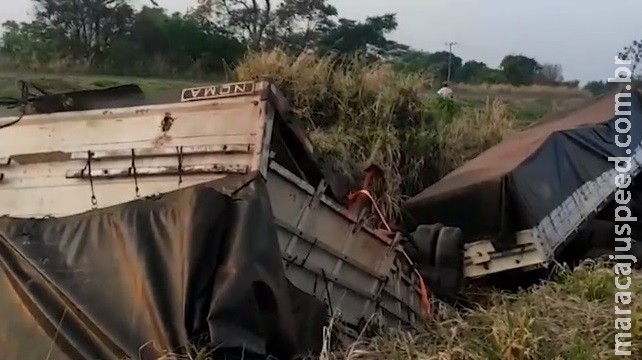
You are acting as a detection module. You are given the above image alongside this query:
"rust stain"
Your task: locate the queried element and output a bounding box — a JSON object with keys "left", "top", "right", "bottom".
{"left": 154, "top": 113, "right": 176, "bottom": 147}
{"left": 68, "top": 164, "right": 248, "bottom": 179}
{"left": 161, "top": 113, "right": 174, "bottom": 132}
{"left": 152, "top": 133, "right": 171, "bottom": 147}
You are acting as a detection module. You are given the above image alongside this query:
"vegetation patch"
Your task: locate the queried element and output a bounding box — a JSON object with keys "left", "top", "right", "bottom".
{"left": 325, "top": 263, "right": 642, "bottom": 360}
{"left": 233, "top": 49, "right": 521, "bottom": 220}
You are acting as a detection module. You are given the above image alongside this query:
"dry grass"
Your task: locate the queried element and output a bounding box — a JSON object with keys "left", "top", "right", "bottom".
{"left": 437, "top": 98, "right": 522, "bottom": 175}
{"left": 450, "top": 83, "right": 594, "bottom": 126}
{"left": 233, "top": 49, "right": 437, "bottom": 220}
{"left": 329, "top": 263, "right": 642, "bottom": 360}
{"left": 453, "top": 83, "right": 592, "bottom": 99}
{"left": 233, "top": 49, "right": 517, "bottom": 221}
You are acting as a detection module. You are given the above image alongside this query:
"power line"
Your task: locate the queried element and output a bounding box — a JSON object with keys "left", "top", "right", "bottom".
{"left": 445, "top": 41, "right": 458, "bottom": 83}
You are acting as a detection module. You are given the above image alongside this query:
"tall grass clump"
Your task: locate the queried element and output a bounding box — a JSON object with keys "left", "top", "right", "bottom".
{"left": 233, "top": 49, "right": 439, "bottom": 220}
{"left": 233, "top": 50, "right": 523, "bottom": 220}
{"left": 437, "top": 97, "right": 522, "bottom": 175}
{"left": 237, "top": 49, "right": 529, "bottom": 222}
{"left": 330, "top": 262, "right": 642, "bottom": 360}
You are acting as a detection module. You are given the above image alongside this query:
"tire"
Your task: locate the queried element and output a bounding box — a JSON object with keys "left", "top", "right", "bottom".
{"left": 406, "top": 223, "right": 442, "bottom": 267}
{"left": 432, "top": 226, "right": 465, "bottom": 301}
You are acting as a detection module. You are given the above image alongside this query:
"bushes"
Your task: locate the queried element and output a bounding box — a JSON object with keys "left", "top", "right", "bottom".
{"left": 233, "top": 49, "right": 519, "bottom": 221}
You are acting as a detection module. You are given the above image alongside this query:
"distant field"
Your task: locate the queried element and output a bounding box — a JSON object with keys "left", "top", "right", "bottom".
{"left": 453, "top": 83, "right": 592, "bottom": 98}
{"left": 450, "top": 83, "right": 593, "bottom": 124}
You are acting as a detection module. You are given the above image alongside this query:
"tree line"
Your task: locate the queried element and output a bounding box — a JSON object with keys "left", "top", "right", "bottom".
{"left": 0, "top": 0, "right": 618, "bottom": 92}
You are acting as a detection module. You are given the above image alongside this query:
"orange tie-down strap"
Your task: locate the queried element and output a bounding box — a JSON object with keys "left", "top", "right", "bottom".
{"left": 348, "top": 188, "right": 432, "bottom": 321}
{"left": 416, "top": 270, "right": 432, "bottom": 320}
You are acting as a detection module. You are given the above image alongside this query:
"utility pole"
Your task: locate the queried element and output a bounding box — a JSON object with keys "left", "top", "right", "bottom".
{"left": 445, "top": 42, "right": 458, "bottom": 83}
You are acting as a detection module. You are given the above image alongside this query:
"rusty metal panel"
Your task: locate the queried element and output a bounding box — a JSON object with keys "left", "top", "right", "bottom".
{"left": 266, "top": 162, "right": 421, "bottom": 328}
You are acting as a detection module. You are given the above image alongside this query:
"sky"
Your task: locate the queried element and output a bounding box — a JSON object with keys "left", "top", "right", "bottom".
{"left": 2, "top": 0, "right": 639, "bottom": 83}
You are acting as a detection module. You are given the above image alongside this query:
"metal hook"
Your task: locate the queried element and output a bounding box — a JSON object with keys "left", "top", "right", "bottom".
{"left": 87, "top": 151, "right": 97, "bottom": 208}
{"left": 131, "top": 149, "right": 140, "bottom": 198}
{"left": 176, "top": 146, "right": 183, "bottom": 187}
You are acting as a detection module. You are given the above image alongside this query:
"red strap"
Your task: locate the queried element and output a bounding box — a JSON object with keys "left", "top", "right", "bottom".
{"left": 348, "top": 189, "right": 392, "bottom": 232}
{"left": 349, "top": 188, "right": 432, "bottom": 320}
{"left": 416, "top": 271, "right": 431, "bottom": 320}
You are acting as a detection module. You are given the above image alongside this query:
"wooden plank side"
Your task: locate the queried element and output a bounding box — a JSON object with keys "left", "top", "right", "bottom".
{"left": 0, "top": 90, "right": 270, "bottom": 218}
{"left": 0, "top": 96, "right": 266, "bottom": 159}
{"left": 0, "top": 152, "right": 257, "bottom": 217}
{"left": 0, "top": 176, "right": 227, "bottom": 218}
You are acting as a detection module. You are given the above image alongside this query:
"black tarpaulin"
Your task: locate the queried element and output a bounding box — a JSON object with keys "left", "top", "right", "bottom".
{"left": 403, "top": 89, "right": 642, "bottom": 249}
{"left": 0, "top": 173, "right": 326, "bottom": 360}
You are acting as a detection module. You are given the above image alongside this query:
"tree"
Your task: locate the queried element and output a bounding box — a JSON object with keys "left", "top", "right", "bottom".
{"left": 31, "top": 0, "right": 134, "bottom": 62}
{"left": 265, "top": 0, "right": 337, "bottom": 51}
{"left": 1, "top": 20, "right": 59, "bottom": 63}
{"left": 459, "top": 60, "right": 489, "bottom": 83}
{"left": 619, "top": 40, "right": 642, "bottom": 74}
{"left": 560, "top": 80, "right": 579, "bottom": 88}
{"left": 394, "top": 50, "right": 431, "bottom": 73}
{"left": 539, "top": 63, "right": 564, "bottom": 84}
{"left": 499, "top": 55, "right": 542, "bottom": 86}
{"left": 422, "top": 51, "right": 462, "bottom": 83}
{"left": 392, "top": 50, "right": 462, "bottom": 82}
{"left": 1, "top": 0, "right": 585, "bottom": 89}
{"left": 194, "top": 0, "right": 340, "bottom": 52}
{"left": 105, "top": 7, "right": 245, "bottom": 75}
{"left": 195, "top": 0, "right": 272, "bottom": 49}
{"left": 476, "top": 68, "right": 507, "bottom": 84}
{"left": 583, "top": 80, "right": 619, "bottom": 96}
{"left": 316, "top": 14, "right": 403, "bottom": 57}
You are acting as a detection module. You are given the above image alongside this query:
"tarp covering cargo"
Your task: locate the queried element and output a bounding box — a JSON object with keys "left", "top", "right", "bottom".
{"left": 0, "top": 172, "right": 326, "bottom": 360}
{"left": 403, "top": 89, "right": 642, "bottom": 251}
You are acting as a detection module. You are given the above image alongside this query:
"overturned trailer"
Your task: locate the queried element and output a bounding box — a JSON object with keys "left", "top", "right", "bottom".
{"left": 0, "top": 81, "right": 424, "bottom": 360}
{"left": 403, "top": 88, "right": 642, "bottom": 284}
